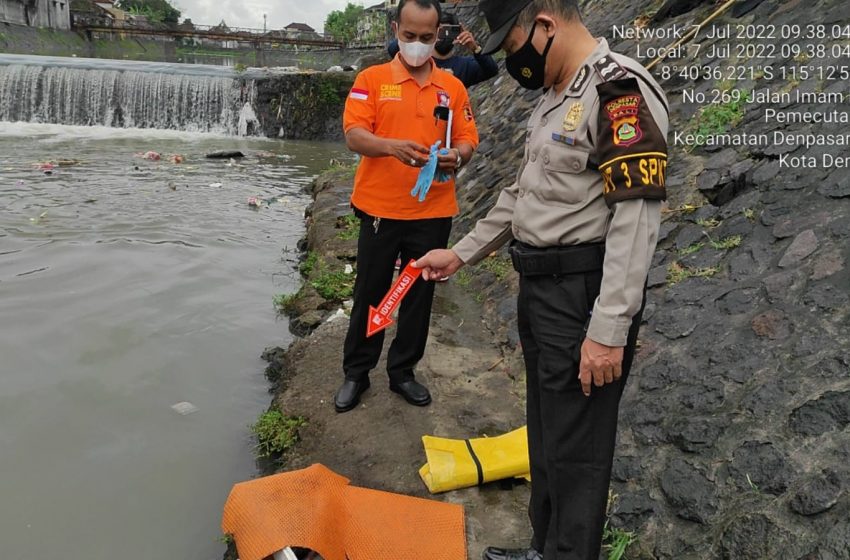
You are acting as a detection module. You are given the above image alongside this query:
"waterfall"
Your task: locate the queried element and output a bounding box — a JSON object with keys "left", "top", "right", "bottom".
{"left": 0, "top": 57, "right": 258, "bottom": 135}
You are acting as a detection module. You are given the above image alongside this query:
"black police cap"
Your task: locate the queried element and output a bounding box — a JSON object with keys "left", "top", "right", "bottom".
{"left": 479, "top": 0, "right": 534, "bottom": 55}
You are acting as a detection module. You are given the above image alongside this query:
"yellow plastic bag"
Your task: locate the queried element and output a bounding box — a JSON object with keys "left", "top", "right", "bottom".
{"left": 419, "top": 426, "right": 531, "bottom": 494}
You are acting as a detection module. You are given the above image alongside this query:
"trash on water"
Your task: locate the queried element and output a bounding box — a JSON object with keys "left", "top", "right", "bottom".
{"left": 29, "top": 211, "right": 48, "bottom": 224}
{"left": 171, "top": 401, "right": 199, "bottom": 415}
{"left": 209, "top": 182, "right": 223, "bottom": 188}
{"left": 16, "top": 180, "right": 24, "bottom": 187}
{"left": 169, "top": 154, "right": 184, "bottom": 164}
{"left": 248, "top": 196, "right": 263, "bottom": 208}
{"left": 139, "top": 151, "right": 161, "bottom": 161}
{"left": 56, "top": 159, "right": 81, "bottom": 167}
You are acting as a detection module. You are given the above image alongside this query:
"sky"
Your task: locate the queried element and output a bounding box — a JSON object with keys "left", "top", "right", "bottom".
{"left": 175, "top": 0, "right": 361, "bottom": 33}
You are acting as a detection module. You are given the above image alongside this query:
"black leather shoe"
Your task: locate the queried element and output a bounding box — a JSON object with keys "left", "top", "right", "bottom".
{"left": 482, "top": 547, "right": 542, "bottom": 560}
{"left": 389, "top": 379, "right": 432, "bottom": 406}
{"left": 334, "top": 379, "right": 370, "bottom": 413}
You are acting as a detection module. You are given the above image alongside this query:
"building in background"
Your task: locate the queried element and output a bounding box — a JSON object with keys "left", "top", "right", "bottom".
{"left": 0, "top": 0, "right": 71, "bottom": 29}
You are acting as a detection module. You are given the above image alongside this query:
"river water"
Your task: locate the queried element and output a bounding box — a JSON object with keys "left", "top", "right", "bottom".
{"left": 0, "top": 123, "right": 348, "bottom": 559}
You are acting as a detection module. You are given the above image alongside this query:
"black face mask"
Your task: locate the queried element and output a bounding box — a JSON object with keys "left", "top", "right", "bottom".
{"left": 505, "top": 23, "right": 553, "bottom": 90}
{"left": 435, "top": 37, "right": 454, "bottom": 56}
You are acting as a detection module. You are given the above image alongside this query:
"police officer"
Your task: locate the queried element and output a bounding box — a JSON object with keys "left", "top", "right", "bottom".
{"left": 415, "top": 1, "right": 669, "bottom": 558}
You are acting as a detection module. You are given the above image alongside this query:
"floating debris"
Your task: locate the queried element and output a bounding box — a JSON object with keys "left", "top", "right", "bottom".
{"left": 29, "top": 211, "right": 48, "bottom": 224}
{"left": 209, "top": 182, "right": 223, "bottom": 188}
{"left": 206, "top": 150, "right": 245, "bottom": 159}
{"left": 169, "top": 154, "right": 184, "bottom": 164}
{"left": 139, "top": 151, "right": 161, "bottom": 161}
{"left": 171, "top": 401, "right": 199, "bottom": 416}
{"left": 248, "top": 196, "right": 263, "bottom": 208}
{"left": 56, "top": 159, "right": 81, "bottom": 167}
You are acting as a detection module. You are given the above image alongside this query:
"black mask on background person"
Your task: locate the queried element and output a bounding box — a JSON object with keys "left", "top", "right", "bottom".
{"left": 505, "top": 22, "right": 554, "bottom": 90}
{"left": 435, "top": 37, "right": 455, "bottom": 56}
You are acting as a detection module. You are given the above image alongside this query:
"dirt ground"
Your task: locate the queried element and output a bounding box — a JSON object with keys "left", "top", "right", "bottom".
{"left": 271, "top": 279, "right": 532, "bottom": 559}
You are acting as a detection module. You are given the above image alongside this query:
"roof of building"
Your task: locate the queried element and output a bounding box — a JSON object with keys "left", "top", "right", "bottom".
{"left": 284, "top": 22, "right": 315, "bottom": 32}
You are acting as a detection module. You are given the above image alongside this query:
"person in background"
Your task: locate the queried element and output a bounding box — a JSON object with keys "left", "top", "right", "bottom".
{"left": 335, "top": 0, "right": 480, "bottom": 413}
{"left": 388, "top": 11, "right": 499, "bottom": 88}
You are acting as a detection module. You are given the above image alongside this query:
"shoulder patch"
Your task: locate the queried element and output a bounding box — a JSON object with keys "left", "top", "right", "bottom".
{"left": 569, "top": 65, "right": 590, "bottom": 93}
{"left": 594, "top": 55, "right": 628, "bottom": 82}
{"left": 595, "top": 78, "right": 668, "bottom": 207}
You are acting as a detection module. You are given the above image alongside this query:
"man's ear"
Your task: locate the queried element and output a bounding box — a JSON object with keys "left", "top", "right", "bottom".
{"left": 392, "top": 21, "right": 399, "bottom": 37}
{"left": 536, "top": 14, "right": 557, "bottom": 37}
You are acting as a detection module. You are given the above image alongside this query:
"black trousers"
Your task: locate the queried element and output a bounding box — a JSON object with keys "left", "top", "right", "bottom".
{"left": 342, "top": 209, "right": 452, "bottom": 385}
{"left": 517, "top": 270, "right": 643, "bottom": 560}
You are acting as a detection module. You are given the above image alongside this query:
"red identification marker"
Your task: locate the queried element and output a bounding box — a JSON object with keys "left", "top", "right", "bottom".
{"left": 367, "top": 260, "right": 422, "bottom": 337}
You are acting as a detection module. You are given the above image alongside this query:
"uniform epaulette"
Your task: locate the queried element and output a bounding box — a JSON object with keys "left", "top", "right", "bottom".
{"left": 593, "top": 55, "right": 628, "bottom": 82}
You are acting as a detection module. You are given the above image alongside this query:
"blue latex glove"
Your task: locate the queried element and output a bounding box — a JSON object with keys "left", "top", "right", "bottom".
{"left": 410, "top": 141, "right": 442, "bottom": 202}
{"left": 435, "top": 148, "right": 453, "bottom": 184}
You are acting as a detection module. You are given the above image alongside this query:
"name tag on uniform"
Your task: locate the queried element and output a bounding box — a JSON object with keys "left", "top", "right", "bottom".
{"left": 551, "top": 132, "right": 576, "bottom": 145}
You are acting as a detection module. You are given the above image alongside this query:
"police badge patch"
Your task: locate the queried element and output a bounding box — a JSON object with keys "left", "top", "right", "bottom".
{"left": 604, "top": 95, "right": 643, "bottom": 147}
{"left": 563, "top": 102, "right": 584, "bottom": 131}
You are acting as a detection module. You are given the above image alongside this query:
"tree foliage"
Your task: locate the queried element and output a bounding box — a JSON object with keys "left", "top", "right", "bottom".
{"left": 117, "top": 0, "right": 181, "bottom": 24}
{"left": 324, "top": 2, "right": 364, "bottom": 43}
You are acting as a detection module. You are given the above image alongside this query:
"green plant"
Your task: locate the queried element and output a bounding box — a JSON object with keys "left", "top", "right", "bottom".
{"left": 602, "top": 491, "right": 636, "bottom": 560}
{"left": 300, "top": 251, "right": 318, "bottom": 277}
{"left": 667, "top": 261, "right": 720, "bottom": 285}
{"left": 217, "top": 534, "right": 234, "bottom": 545}
{"left": 479, "top": 255, "right": 514, "bottom": 281}
{"left": 251, "top": 409, "right": 306, "bottom": 458}
{"left": 695, "top": 217, "right": 721, "bottom": 228}
{"left": 318, "top": 80, "right": 341, "bottom": 107}
{"left": 709, "top": 235, "right": 742, "bottom": 251}
{"left": 679, "top": 242, "right": 705, "bottom": 256}
{"left": 455, "top": 267, "right": 473, "bottom": 287}
{"left": 688, "top": 87, "right": 747, "bottom": 149}
{"left": 743, "top": 208, "right": 756, "bottom": 221}
{"left": 234, "top": 62, "right": 247, "bottom": 73}
{"left": 273, "top": 293, "right": 299, "bottom": 314}
{"left": 311, "top": 267, "right": 355, "bottom": 301}
{"left": 746, "top": 473, "right": 761, "bottom": 493}
{"left": 336, "top": 214, "right": 360, "bottom": 240}
{"left": 324, "top": 3, "right": 365, "bottom": 43}
{"left": 602, "top": 523, "right": 636, "bottom": 560}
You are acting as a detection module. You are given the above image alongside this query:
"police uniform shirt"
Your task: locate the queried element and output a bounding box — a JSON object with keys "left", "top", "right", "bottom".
{"left": 452, "top": 38, "right": 669, "bottom": 347}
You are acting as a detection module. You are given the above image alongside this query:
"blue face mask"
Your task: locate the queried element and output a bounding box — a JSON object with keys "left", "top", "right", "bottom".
{"left": 505, "top": 22, "right": 553, "bottom": 90}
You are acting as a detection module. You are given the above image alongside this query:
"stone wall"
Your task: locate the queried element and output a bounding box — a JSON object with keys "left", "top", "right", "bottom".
{"left": 453, "top": 0, "right": 850, "bottom": 557}
{"left": 252, "top": 72, "right": 354, "bottom": 141}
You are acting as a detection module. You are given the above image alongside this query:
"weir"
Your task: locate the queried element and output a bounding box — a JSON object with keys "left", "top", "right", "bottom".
{"left": 0, "top": 53, "right": 260, "bottom": 134}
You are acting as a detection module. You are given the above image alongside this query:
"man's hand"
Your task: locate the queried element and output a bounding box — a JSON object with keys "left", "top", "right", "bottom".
{"left": 437, "top": 148, "right": 461, "bottom": 173}
{"left": 414, "top": 249, "right": 464, "bottom": 281}
{"left": 385, "top": 138, "right": 430, "bottom": 167}
{"left": 455, "top": 26, "right": 479, "bottom": 53}
{"left": 578, "top": 338, "right": 624, "bottom": 397}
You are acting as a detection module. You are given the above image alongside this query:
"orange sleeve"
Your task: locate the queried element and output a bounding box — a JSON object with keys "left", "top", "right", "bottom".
{"left": 343, "top": 71, "right": 376, "bottom": 134}
{"left": 451, "top": 85, "right": 479, "bottom": 149}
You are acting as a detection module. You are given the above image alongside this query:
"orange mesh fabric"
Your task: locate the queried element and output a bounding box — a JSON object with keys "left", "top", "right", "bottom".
{"left": 221, "top": 464, "right": 349, "bottom": 560}
{"left": 344, "top": 485, "right": 466, "bottom": 560}
{"left": 221, "top": 463, "right": 467, "bottom": 560}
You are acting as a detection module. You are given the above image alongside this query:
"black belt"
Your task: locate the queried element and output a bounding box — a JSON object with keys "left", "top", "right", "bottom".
{"left": 508, "top": 241, "right": 605, "bottom": 276}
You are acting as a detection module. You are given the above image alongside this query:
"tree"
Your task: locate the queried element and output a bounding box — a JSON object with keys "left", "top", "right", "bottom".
{"left": 324, "top": 2, "right": 364, "bottom": 43}
{"left": 117, "top": 0, "right": 181, "bottom": 24}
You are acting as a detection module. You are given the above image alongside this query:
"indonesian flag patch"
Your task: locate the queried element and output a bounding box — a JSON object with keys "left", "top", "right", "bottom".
{"left": 349, "top": 88, "right": 369, "bottom": 101}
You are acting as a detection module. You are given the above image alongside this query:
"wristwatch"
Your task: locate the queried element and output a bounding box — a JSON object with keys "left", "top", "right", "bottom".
{"left": 454, "top": 149, "right": 463, "bottom": 169}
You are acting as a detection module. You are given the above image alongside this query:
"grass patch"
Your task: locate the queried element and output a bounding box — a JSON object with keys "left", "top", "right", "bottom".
{"left": 273, "top": 293, "right": 299, "bottom": 314}
{"left": 299, "top": 251, "right": 318, "bottom": 277}
{"left": 687, "top": 86, "right": 747, "bottom": 150}
{"left": 667, "top": 261, "right": 720, "bottom": 285}
{"left": 455, "top": 267, "right": 473, "bottom": 287}
{"left": 709, "top": 235, "right": 742, "bottom": 251}
{"left": 311, "top": 267, "right": 355, "bottom": 301}
{"left": 603, "top": 491, "right": 637, "bottom": 560}
{"left": 743, "top": 208, "right": 756, "bottom": 221}
{"left": 336, "top": 214, "right": 360, "bottom": 240}
{"left": 695, "top": 217, "right": 721, "bottom": 228}
{"left": 479, "top": 254, "right": 513, "bottom": 281}
{"left": 251, "top": 409, "right": 306, "bottom": 458}
{"left": 679, "top": 242, "right": 705, "bottom": 256}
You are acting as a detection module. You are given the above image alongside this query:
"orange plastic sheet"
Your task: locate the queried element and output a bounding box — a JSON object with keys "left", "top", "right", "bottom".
{"left": 221, "top": 464, "right": 466, "bottom": 560}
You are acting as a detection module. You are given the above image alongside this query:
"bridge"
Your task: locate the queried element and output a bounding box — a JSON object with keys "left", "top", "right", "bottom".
{"left": 73, "top": 17, "right": 346, "bottom": 49}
